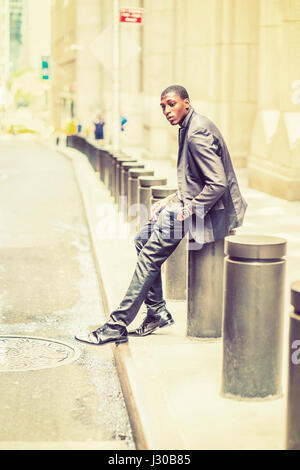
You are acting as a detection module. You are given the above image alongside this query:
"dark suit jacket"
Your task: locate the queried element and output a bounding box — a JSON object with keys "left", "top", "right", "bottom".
{"left": 177, "top": 107, "right": 247, "bottom": 244}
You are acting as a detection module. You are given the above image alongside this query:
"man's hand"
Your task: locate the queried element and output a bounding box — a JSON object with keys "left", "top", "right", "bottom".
{"left": 150, "top": 193, "right": 175, "bottom": 221}
{"left": 176, "top": 205, "right": 194, "bottom": 221}
{"left": 150, "top": 200, "right": 163, "bottom": 221}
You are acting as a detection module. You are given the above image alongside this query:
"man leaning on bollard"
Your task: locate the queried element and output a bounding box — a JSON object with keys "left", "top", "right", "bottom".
{"left": 75, "top": 85, "right": 248, "bottom": 346}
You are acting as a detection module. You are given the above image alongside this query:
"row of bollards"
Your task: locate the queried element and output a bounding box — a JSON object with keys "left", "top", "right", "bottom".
{"left": 66, "top": 135, "right": 300, "bottom": 449}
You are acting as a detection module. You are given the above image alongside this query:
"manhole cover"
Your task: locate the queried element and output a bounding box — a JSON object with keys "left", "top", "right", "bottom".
{"left": 0, "top": 336, "right": 81, "bottom": 372}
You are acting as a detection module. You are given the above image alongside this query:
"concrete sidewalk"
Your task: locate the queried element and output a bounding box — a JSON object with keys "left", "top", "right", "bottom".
{"left": 57, "top": 139, "right": 300, "bottom": 450}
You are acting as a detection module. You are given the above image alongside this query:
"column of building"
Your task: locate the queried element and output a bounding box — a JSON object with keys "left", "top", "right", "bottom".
{"left": 141, "top": 0, "right": 176, "bottom": 159}
{"left": 75, "top": 0, "right": 102, "bottom": 132}
{"left": 50, "top": 0, "right": 77, "bottom": 131}
{"left": 248, "top": 0, "right": 300, "bottom": 200}
{"left": 118, "top": 0, "right": 143, "bottom": 150}
{"left": 218, "top": 0, "right": 259, "bottom": 168}
{"left": 167, "top": 0, "right": 259, "bottom": 168}
{"left": 0, "top": 0, "right": 10, "bottom": 95}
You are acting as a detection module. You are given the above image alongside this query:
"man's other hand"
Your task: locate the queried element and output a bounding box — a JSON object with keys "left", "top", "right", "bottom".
{"left": 176, "top": 205, "right": 194, "bottom": 221}
{"left": 150, "top": 194, "right": 175, "bottom": 221}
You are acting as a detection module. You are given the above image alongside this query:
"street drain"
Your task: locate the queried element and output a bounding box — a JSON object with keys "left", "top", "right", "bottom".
{"left": 0, "top": 336, "right": 81, "bottom": 372}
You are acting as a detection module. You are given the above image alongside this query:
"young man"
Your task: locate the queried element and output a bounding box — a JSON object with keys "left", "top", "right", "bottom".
{"left": 75, "top": 85, "right": 247, "bottom": 346}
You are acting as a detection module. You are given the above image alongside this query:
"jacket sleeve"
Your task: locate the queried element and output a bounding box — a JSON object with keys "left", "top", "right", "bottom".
{"left": 188, "top": 128, "right": 227, "bottom": 217}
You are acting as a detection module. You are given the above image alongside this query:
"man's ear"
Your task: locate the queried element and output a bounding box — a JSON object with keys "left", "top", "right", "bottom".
{"left": 184, "top": 98, "right": 190, "bottom": 109}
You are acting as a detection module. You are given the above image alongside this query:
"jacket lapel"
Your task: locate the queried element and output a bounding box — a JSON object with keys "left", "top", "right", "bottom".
{"left": 178, "top": 127, "right": 186, "bottom": 157}
{"left": 177, "top": 108, "right": 194, "bottom": 165}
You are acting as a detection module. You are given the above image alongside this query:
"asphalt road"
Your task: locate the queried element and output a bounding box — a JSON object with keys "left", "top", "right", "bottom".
{"left": 0, "top": 136, "right": 134, "bottom": 450}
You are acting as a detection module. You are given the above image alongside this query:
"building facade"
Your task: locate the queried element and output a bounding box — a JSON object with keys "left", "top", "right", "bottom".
{"left": 50, "top": 0, "right": 300, "bottom": 200}
{"left": 0, "top": 0, "right": 10, "bottom": 87}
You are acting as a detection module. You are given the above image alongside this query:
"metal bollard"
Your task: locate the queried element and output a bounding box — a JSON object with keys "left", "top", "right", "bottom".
{"left": 127, "top": 169, "right": 154, "bottom": 225}
{"left": 221, "top": 235, "right": 287, "bottom": 399}
{"left": 115, "top": 157, "right": 136, "bottom": 207}
{"left": 286, "top": 281, "right": 300, "bottom": 450}
{"left": 150, "top": 186, "right": 177, "bottom": 209}
{"left": 108, "top": 151, "right": 124, "bottom": 194}
{"left": 86, "top": 141, "right": 93, "bottom": 167}
{"left": 109, "top": 152, "right": 121, "bottom": 196}
{"left": 150, "top": 187, "right": 187, "bottom": 301}
{"left": 120, "top": 162, "right": 145, "bottom": 215}
{"left": 99, "top": 148, "right": 107, "bottom": 183}
{"left": 79, "top": 136, "right": 87, "bottom": 155}
{"left": 187, "top": 238, "right": 225, "bottom": 336}
{"left": 92, "top": 146, "right": 101, "bottom": 174}
{"left": 138, "top": 177, "right": 167, "bottom": 229}
{"left": 103, "top": 150, "right": 111, "bottom": 188}
{"left": 90, "top": 143, "right": 100, "bottom": 172}
{"left": 109, "top": 153, "right": 117, "bottom": 196}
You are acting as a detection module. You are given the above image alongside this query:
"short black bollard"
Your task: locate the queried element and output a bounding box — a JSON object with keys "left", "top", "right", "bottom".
{"left": 99, "top": 148, "right": 107, "bottom": 183}
{"left": 286, "top": 281, "right": 300, "bottom": 450}
{"left": 115, "top": 157, "right": 136, "bottom": 208}
{"left": 221, "top": 235, "right": 287, "bottom": 399}
{"left": 138, "top": 176, "right": 167, "bottom": 229}
{"left": 120, "top": 162, "right": 145, "bottom": 214}
{"left": 85, "top": 141, "right": 93, "bottom": 167}
{"left": 109, "top": 154, "right": 119, "bottom": 198}
{"left": 187, "top": 238, "right": 225, "bottom": 335}
{"left": 150, "top": 186, "right": 177, "bottom": 209}
{"left": 108, "top": 151, "right": 125, "bottom": 194}
{"left": 150, "top": 187, "right": 187, "bottom": 301}
{"left": 94, "top": 147, "right": 102, "bottom": 175}
{"left": 89, "top": 142, "right": 100, "bottom": 172}
{"left": 109, "top": 152, "right": 121, "bottom": 196}
{"left": 127, "top": 169, "right": 154, "bottom": 225}
{"left": 109, "top": 153, "right": 117, "bottom": 195}
{"left": 102, "top": 150, "right": 111, "bottom": 188}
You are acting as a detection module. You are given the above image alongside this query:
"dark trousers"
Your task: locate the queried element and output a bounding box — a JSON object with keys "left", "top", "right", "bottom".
{"left": 110, "top": 195, "right": 190, "bottom": 326}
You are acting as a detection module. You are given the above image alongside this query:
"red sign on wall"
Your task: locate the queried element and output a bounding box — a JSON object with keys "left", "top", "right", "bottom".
{"left": 120, "top": 7, "right": 143, "bottom": 24}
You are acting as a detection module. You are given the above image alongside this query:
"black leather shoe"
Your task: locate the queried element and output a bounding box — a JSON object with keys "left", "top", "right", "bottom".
{"left": 75, "top": 322, "right": 128, "bottom": 345}
{"left": 129, "top": 309, "right": 174, "bottom": 337}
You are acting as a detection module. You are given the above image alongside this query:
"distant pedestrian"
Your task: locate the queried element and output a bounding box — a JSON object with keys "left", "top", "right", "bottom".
{"left": 75, "top": 85, "right": 247, "bottom": 346}
{"left": 121, "top": 115, "right": 127, "bottom": 132}
{"left": 94, "top": 111, "right": 105, "bottom": 140}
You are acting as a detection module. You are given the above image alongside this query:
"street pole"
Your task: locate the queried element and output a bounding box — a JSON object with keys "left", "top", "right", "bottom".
{"left": 112, "top": 0, "right": 120, "bottom": 152}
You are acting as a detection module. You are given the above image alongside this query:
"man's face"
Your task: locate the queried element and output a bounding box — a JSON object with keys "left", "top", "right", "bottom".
{"left": 160, "top": 92, "right": 190, "bottom": 126}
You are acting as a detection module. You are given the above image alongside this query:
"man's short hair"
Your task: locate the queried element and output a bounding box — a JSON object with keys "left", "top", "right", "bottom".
{"left": 161, "top": 85, "right": 189, "bottom": 100}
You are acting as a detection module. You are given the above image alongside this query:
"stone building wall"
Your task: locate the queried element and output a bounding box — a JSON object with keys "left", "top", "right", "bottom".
{"left": 51, "top": 0, "right": 300, "bottom": 200}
